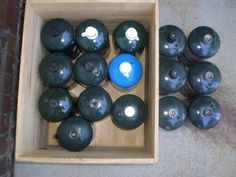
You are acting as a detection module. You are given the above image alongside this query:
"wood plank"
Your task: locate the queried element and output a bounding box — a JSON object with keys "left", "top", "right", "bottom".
{"left": 29, "top": 1, "right": 154, "bottom": 31}
{"left": 17, "top": 146, "right": 155, "bottom": 164}
{"left": 15, "top": 3, "right": 48, "bottom": 159}
{"left": 29, "top": 0, "right": 155, "bottom": 4}
{"left": 145, "top": 0, "right": 159, "bottom": 162}
{"left": 15, "top": 0, "right": 158, "bottom": 163}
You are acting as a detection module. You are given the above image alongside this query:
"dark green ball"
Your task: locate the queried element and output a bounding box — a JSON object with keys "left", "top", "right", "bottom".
{"left": 74, "top": 53, "right": 108, "bottom": 87}
{"left": 38, "top": 88, "right": 73, "bottom": 122}
{"left": 159, "top": 60, "right": 187, "bottom": 94}
{"left": 77, "top": 87, "right": 112, "bottom": 122}
{"left": 159, "top": 25, "right": 186, "bottom": 57}
{"left": 114, "top": 20, "right": 148, "bottom": 53}
{"left": 188, "top": 26, "right": 220, "bottom": 58}
{"left": 75, "top": 19, "right": 109, "bottom": 53}
{"left": 188, "top": 96, "right": 221, "bottom": 129}
{"left": 112, "top": 94, "right": 147, "bottom": 130}
{"left": 41, "top": 18, "right": 74, "bottom": 52}
{"left": 159, "top": 96, "right": 187, "bottom": 130}
{"left": 57, "top": 117, "right": 93, "bottom": 151}
{"left": 189, "top": 62, "right": 221, "bottom": 95}
{"left": 39, "top": 53, "right": 73, "bottom": 87}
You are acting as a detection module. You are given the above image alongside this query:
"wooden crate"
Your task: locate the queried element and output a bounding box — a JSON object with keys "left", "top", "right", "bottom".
{"left": 15, "top": 0, "right": 159, "bottom": 164}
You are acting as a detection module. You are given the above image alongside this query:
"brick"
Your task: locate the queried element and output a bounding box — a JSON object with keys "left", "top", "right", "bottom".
{"left": 0, "top": 113, "right": 15, "bottom": 136}
{"left": 0, "top": 137, "right": 9, "bottom": 157}
{"left": 0, "top": 38, "right": 7, "bottom": 51}
{"left": 0, "top": 156, "right": 10, "bottom": 176}
{"left": 5, "top": 35, "right": 17, "bottom": 58}
{"left": 0, "top": 0, "right": 19, "bottom": 35}
{"left": 0, "top": 0, "right": 24, "bottom": 176}
{"left": 0, "top": 69, "right": 19, "bottom": 97}
{"left": 0, "top": 73, "right": 13, "bottom": 95}
{"left": 0, "top": 52, "right": 19, "bottom": 74}
{"left": 0, "top": 114, "right": 9, "bottom": 134}
{"left": 6, "top": 0, "right": 19, "bottom": 9}
{"left": 12, "top": 78, "right": 19, "bottom": 98}
{"left": 0, "top": 94, "right": 16, "bottom": 114}
{"left": 0, "top": 29, "right": 17, "bottom": 58}
{"left": 0, "top": 71, "right": 19, "bottom": 97}
{"left": 0, "top": 2, "right": 7, "bottom": 26}
{"left": 17, "top": 0, "right": 25, "bottom": 9}
{"left": 11, "top": 75, "right": 19, "bottom": 97}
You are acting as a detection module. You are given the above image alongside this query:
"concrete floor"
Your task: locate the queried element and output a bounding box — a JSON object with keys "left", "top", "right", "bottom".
{"left": 14, "top": 0, "right": 236, "bottom": 177}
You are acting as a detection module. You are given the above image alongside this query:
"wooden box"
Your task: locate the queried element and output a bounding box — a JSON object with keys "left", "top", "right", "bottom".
{"left": 15, "top": 0, "right": 159, "bottom": 164}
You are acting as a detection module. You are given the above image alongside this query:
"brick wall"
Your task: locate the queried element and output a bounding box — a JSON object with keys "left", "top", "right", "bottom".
{"left": 0, "top": 0, "right": 25, "bottom": 176}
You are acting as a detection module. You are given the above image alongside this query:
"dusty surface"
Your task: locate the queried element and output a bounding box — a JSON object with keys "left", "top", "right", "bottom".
{"left": 15, "top": 0, "right": 236, "bottom": 177}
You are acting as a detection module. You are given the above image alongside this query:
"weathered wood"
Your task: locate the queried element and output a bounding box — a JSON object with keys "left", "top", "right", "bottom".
{"left": 15, "top": 0, "right": 159, "bottom": 164}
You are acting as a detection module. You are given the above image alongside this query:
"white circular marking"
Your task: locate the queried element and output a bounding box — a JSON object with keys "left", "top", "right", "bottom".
{"left": 81, "top": 26, "right": 98, "bottom": 40}
{"left": 124, "top": 106, "right": 136, "bottom": 117}
{"left": 125, "top": 27, "right": 140, "bottom": 41}
{"left": 119, "top": 62, "right": 132, "bottom": 78}
{"left": 164, "top": 44, "right": 169, "bottom": 49}
{"left": 164, "top": 111, "right": 168, "bottom": 116}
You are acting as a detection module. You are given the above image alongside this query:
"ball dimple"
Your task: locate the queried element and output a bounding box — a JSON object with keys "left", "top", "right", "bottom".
{"left": 93, "top": 69, "right": 101, "bottom": 77}
{"left": 89, "top": 99, "right": 99, "bottom": 109}
{"left": 49, "top": 99, "right": 59, "bottom": 109}
{"left": 203, "top": 107, "right": 214, "bottom": 117}
{"left": 169, "top": 108, "right": 177, "bottom": 118}
{"left": 204, "top": 71, "right": 214, "bottom": 81}
{"left": 168, "top": 69, "right": 178, "bottom": 79}
{"left": 203, "top": 34, "right": 213, "bottom": 43}
{"left": 50, "top": 26, "right": 61, "bottom": 36}
{"left": 49, "top": 62, "right": 59, "bottom": 72}
{"left": 85, "top": 62, "right": 94, "bottom": 72}
{"left": 70, "top": 131, "right": 78, "bottom": 139}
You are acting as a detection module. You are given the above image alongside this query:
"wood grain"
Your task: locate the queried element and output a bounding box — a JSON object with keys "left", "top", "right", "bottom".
{"left": 17, "top": 146, "right": 155, "bottom": 164}
{"left": 15, "top": 3, "right": 48, "bottom": 159}
{"left": 29, "top": 1, "right": 153, "bottom": 32}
